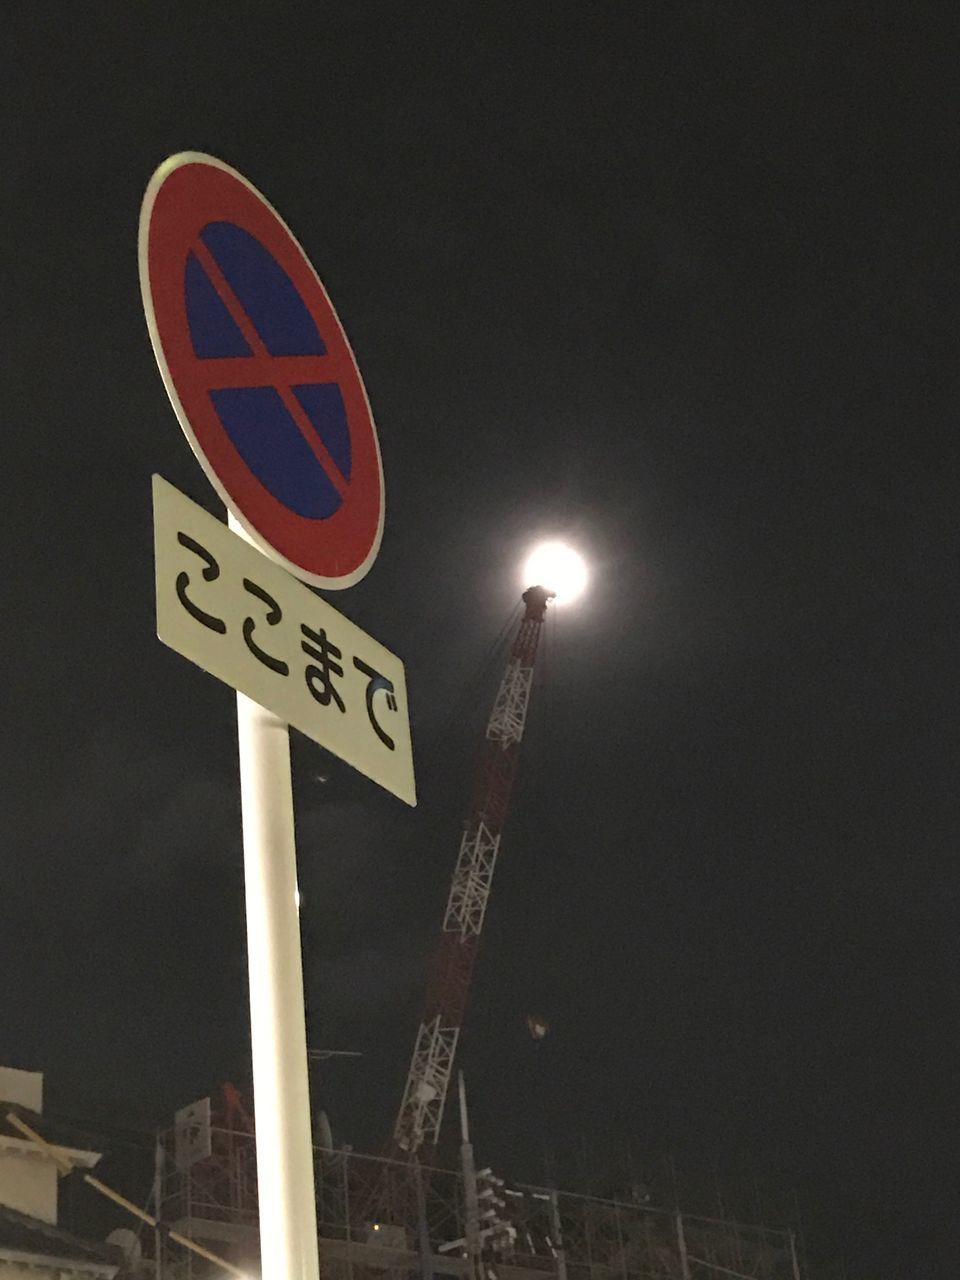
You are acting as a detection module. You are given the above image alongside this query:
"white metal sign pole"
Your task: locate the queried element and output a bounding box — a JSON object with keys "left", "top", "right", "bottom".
{"left": 231, "top": 512, "right": 321, "bottom": 1280}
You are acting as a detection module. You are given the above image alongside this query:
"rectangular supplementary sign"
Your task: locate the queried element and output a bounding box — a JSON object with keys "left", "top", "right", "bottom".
{"left": 153, "top": 475, "right": 415, "bottom": 806}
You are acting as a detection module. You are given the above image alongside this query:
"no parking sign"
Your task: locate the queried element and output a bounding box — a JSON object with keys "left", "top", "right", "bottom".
{"left": 139, "top": 152, "right": 384, "bottom": 589}
{"left": 140, "top": 153, "right": 413, "bottom": 804}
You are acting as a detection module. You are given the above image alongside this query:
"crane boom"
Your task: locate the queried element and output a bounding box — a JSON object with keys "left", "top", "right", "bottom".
{"left": 393, "top": 585, "right": 554, "bottom": 1157}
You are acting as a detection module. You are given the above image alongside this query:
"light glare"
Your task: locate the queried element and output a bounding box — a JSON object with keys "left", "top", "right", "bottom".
{"left": 522, "top": 541, "right": 588, "bottom": 604}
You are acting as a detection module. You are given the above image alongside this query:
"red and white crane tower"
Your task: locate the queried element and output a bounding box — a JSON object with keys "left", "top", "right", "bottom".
{"left": 391, "top": 582, "right": 556, "bottom": 1160}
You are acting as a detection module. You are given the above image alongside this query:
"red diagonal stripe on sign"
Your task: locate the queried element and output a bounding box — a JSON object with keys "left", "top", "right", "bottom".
{"left": 196, "top": 354, "right": 336, "bottom": 388}
{"left": 191, "top": 239, "right": 348, "bottom": 496}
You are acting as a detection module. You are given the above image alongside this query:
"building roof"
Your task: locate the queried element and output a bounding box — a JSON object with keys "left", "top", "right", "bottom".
{"left": 0, "top": 1104, "right": 103, "bottom": 1169}
{"left": 0, "top": 1203, "right": 120, "bottom": 1273}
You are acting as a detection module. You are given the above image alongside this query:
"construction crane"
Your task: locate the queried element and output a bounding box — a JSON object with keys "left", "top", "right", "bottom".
{"left": 391, "top": 582, "right": 555, "bottom": 1160}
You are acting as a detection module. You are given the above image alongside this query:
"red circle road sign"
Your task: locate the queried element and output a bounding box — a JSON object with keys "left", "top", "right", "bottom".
{"left": 139, "top": 153, "right": 384, "bottom": 589}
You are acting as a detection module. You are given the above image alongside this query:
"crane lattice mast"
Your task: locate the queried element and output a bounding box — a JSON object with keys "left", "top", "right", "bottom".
{"left": 392, "top": 584, "right": 554, "bottom": 1158}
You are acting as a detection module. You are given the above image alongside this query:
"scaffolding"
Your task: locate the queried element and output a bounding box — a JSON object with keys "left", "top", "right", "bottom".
{"left": 157, "top": 1129, "right": 804, "bottom": 1280}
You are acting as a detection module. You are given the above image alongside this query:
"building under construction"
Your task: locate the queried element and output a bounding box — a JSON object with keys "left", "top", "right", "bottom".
{"left": 158, "top": 1109, "right": 809, "bottom": 1280}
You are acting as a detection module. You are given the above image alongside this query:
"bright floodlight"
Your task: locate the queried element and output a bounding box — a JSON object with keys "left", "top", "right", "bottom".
{"left": 522, "top": 541, "right": 588, "bottom": 604}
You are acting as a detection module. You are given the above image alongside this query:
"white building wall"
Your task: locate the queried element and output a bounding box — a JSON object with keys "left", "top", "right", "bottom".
{"left": 0, "top": 1070, "right": 42, "bottom": 1113}
{"left": 0, "top": 1145, "right": 58, "bottom": 1223}
{"left": 0, "top": 1068, "right": 57, "bottom": 1223}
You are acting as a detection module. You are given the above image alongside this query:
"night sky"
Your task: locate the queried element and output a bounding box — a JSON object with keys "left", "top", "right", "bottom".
{"left": 4, "top": 6, "right": 958, "bottom": 1278}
